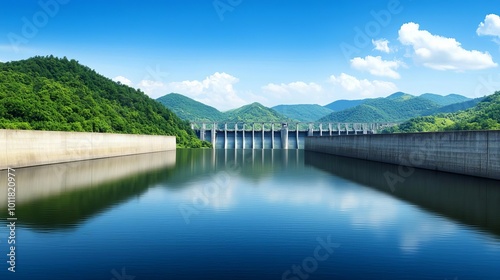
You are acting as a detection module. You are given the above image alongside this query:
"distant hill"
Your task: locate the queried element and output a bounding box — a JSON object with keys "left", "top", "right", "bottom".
{"left": 422, "top": 97, "right": 484, "bottom": 116}
{"left": 156, "top": 93, "right": 291, "bottom": 123}
{"left": 0, "top": 56, "right": 208, "bottom": 148}
{"left": 322, "top": 92, "right": 471, "bottom": 116}
{"left": 154, "top": 91, "right": 477, "bottom": 125}
{"left": 386, "top": 91, "right": 413, "bottom": 100}
{"left": 419, "top": 93, "right": 470, "bottom": 106}
{"left": 323, "top": 99, "right": 366, "bottom": 111}
{"left": 318, "top": 94, "right": 440, "bottom": 123}
{"left": 223, "top": 102, "right": 291, "bottom": 123}
{"left": 272, "top": 104, "right": 333, "bottom": 122}
{"left": 385, "top": 91, "right": 500, "bottom": 132}
{"left": 156, "top": 93, "right": 223, "bottom": 122}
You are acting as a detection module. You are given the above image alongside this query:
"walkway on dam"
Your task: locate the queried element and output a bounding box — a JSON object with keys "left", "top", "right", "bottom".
{"left": 191, "top": 122, "right": 397, "bottom": 149}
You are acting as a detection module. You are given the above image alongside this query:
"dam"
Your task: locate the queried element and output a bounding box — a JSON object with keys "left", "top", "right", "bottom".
{"left": 191, "top": 122, "right": 396, "bottom": 149}
{"left": 305, "top": 131, "right": 500, "bottom": 181}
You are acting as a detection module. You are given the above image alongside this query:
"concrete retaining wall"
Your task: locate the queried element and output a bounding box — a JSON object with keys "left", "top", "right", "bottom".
{"left": 305, "top": 131, "right": 500, "bottom": 180}
{"left": 0, "top": 151, "right": 176, "bottom": 207}
{"left": 0, "top": 129, "right": 176, "bottom": 170}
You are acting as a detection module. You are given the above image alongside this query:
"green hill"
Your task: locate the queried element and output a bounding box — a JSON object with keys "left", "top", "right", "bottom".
{"left": 419, "top": 93, "right": 470, "bottom": 106}
{"left": 421, "top": 97, "right": 484, "bottom": 116}
{"left": 223, "top": 102, "right": 291, "bottom": 123}
{"left": 155, "top": 94, "right": 291, "bottom": 123}
{"left": 385, "top": 91, "right": 500, "bottom": 132}
{"left": 318, "top": 94, "right": 440, "bottom": 123}
{"left": 0, "top": 56, "right": 209, "bottom": 148}
{"left": 386, "top": 91, "right": 413, "bottom": 100}
{"left": 156, "top": 93, "right": 223, "bottom": 122}
{"left": 323, "top": 99, "right": 366, "bottom": 111}
{"left": 272, "top": 104, "right": 333, "bottom": 122}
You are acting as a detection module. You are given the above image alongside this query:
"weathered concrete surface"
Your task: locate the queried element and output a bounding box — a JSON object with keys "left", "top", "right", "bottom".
{"left": 0, "top": 129, "right": 176, "bottom": 170}
{"left": 305, "top": 131, "right": 500, "bottom": 180}
{"left": 0, "top": 151, "right": 176, "bottom": 208}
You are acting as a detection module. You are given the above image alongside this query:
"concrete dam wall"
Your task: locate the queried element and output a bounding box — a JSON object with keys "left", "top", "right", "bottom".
{"left": 193, "top": 122, "right": 392, "bottom": 149}
{"left": 206, "top": 130, "right": 308, "bottom": 149}
{"left": 305, "top": 131, "right": 500, "bottom": 180}
{"left": 0, "top": 129, "right": 176, "bottom": 170}
{"left": 0, "top": 151, "right": 176, "bottom": 208}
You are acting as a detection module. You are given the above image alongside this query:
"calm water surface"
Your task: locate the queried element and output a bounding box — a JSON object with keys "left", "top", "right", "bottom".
{"left": 0, "top": 149, "right": 499, "bottom": 280}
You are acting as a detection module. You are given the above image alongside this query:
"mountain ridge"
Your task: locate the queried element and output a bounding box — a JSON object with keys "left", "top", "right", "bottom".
{"left": 384, "top": 91, "right": 500, "bottom": 132}
{"left": 318, "top": 94, "right": 441, "bottom": 123}
{"left": 272, "top": 104, "right": 333, "bottom": 122}
{"left": 157, "top": 92, "right": 476, "bottom": 124}
{"left": 156, "top": 93, "right": 223, "bottom": 122}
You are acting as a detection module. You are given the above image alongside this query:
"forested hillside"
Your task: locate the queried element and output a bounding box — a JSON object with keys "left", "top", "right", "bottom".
{"left": 0, "top": 56, "right": 209, "bottom": 148}
{"left": 155, "top": 90, "right": 477, "bottom": 126}
{"left": 419, "top": 93, "right": 470, "bottom": 106}
{"left": 223, "top": 102, "right": 292, "bottom": 123}
{"left": 272, "top": 104, "right": 333, "bottom": 122}
{"left": 156, "top": 93, "right": 223, "bottom": 122}
{"left": 323, "top": 99, "right": 366, "bottom": 112}
{"left": 318, "top": 94, "right": 440, "bottom": 123}
{"left": 384, "top": 91, "right": 500, "bottom": 133}
{"left": 421, "top": 97, "right": 484, "bottom": 116}
{"left": 157, "top": 94, "right": 293, "bottom": 123}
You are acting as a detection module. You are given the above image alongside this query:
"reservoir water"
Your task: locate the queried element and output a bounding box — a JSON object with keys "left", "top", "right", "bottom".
{"left": 1, "top": 149, "right": 499, "bottom": 280}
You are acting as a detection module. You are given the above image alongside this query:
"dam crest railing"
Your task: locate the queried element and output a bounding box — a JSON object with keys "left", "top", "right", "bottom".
{"left": 190, "top": 122, "right": 398, "bottom": 149}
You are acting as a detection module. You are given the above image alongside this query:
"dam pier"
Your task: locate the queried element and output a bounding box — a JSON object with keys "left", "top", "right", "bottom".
{"left": 191, "top": 122, "right": 395, "bottom": 149}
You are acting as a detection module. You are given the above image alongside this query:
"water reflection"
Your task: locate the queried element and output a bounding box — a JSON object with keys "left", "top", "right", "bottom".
{"left": 304, "top": 151, "right": 500, "bottom": 238}
{"left": 0, "top": 149, "right": 498, "bottom": 280}
{"left": 170, "top": 149, "right": 303, "bottom": 186}
{"left": 0, "top": 151, "right": 176, "bottom": 230}
{"left": 5, "top": 148, "right": 499, "bottom": 240}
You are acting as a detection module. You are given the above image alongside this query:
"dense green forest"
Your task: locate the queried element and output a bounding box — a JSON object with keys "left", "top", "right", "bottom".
{"left": 157, "top": 91, "right": 474, "bottom": 124}
{"left": 418, "top": 93, "right": 470, "bottom": 106}
{"left": 157, "top": 93, "right": 293, "bottom": 123}
{"left": 0, "top": 56, "right": 209, "bottom": 148}
{"left": 223, "top": 102, "right": 293, "bottom": 123}
{"left": 384, "top": 91, "right": 500, "bottom": 133}
{"left": 272, "top": 104, "right": 333, "bottom": 122}
{"left": 323, "top": 99, "right": 366, "bottom": 112}
{"left": 420, "top": 97, "right": 484, "bottom": 116}
{"left": 156, "top": 93, "right": 223, "bottom": 122}
{"left": 319, "top": 93, "right": 441, "bottom": 123}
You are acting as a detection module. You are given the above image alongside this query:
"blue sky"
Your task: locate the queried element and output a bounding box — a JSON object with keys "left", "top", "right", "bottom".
{"left": 1, "top": 0, "right": 500, "bottom": 110}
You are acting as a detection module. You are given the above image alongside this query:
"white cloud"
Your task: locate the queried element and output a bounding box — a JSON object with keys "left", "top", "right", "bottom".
{"left": 398, "top": 22, "right": 497, "bottom": 71}
{"left": 137, "top": 79, "right": 165, "bottom": 94}
{"left": 138, "top": 72, "right": 247, "bottom": 111}
{"left": 113, "top": 75, "right": 133, "bottom": 86}
{"left": 262, "top": 81, "right": 322, "bottom": 95}
{"left": 400, "top": 221, "right": 456, "bottom": 254}
{"left": 350, "top": 56, "right": 403, "bottom": 79}
{"left": 372, "top": 39, "right": 392, "bottom": 53}
{"left": 169, "top": 72, "right": 246, "bottom": 111}
{"left": 261, "top": 81, "right": 326, "bottom": 105}
{"left": 477, "top": 14, "right": 500, "bottom": 38}
{"left": 329, "top": 73, "right": 398, "bottom": 98}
